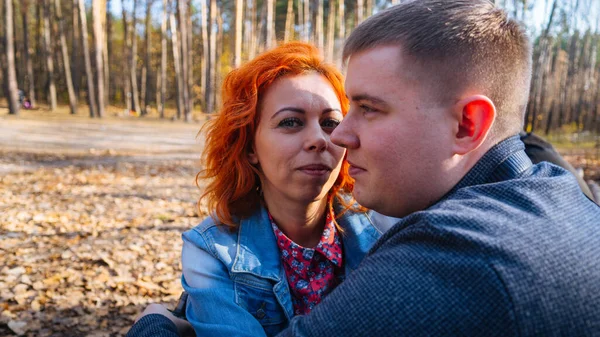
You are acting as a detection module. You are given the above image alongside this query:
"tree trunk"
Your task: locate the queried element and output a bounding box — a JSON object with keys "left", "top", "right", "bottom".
{"left": 187, "top": 0, "right": 193, "bottom": 114}
{"left": 284, "top": 0, "right": 293, "bottom": 42}
{"left": 93, "top": 0, "right": 106, "bottom": 117}
{"left": 141, "top": 0, "right": 153, "bottom": 115}
{"left": 206, "top": 0, "right": 216, "bottom": 114}
{"left": 5, "top": 0, "right": 19, "bottom": 115}
{"left": 104, "top": 0, "right": 111, "bottom": 105}
{"left": 316, "top": 0, "right": 324, "bottom": 51}
{"left": 200, "top": 0, "right": 208, "bottom": 107}
{"left": 121, "top": 0, "right": 131, "bottom": 112}
{"left": 159, "top": 0, "right": 167, "bottom": 118}
{"left": 250, "top": 0, "right": 258, "bottom": 58}
{"left": 72, "top": 0, "right": 81, "bottom": 98}
{"left": 365, "top": 0, "right": 372, "bottom": 18}
{"left": 78, "top": 0, "right": 97, "bottom": 117}
{"left": 266, "top": 0, "right": 274, "bottom": 49}
{"left": 215, "top": 5, "right": 223, "bottom": 108}
{"left": 356, "top": 0, "right": 363, "bottom": 25}
{"left": 170, "top": 11, "right": 184, "bottom": 119}
{"left": 55, "top": 0, "right": 78, "bottom": 114}
{"left": 326, "top": 0, "right": 335, "bottom": 62}
{"left": 22, "top": 0, "right": 36, "bottom": 108}
{"left": 337, "top": 0, "right": 344, "bottom": 41}
{"left": 43, "top": 0, "right": 57, "bottom": 111}
{"left": 178, "top": 0, "right": 191, "bottom": 121}
{"left": 235, "top": 0, "right": 244, "bottom": 66}
{"left": 130, "top": 0, "right": 142, "bottom": 115}
{"left": 303, "top": 0, "right": 309, "bottom": 41}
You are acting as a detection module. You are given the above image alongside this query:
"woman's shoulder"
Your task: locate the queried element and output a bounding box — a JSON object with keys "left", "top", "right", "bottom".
{"left": 182, "top": 215, "right": 239, "bottom": 251}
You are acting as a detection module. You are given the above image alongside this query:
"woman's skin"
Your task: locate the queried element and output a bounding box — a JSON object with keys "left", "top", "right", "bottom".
{"left": 248, "top": 72, "right": 345, "bottom": 248}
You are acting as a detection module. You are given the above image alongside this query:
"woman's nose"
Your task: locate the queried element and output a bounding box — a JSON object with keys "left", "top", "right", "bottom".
{"left": 305, "top": 127, "right": 328, "bottom": 153}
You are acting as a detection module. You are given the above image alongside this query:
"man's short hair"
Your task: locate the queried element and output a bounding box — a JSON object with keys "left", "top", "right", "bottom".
{"left": 343, "top": 0, "right": 532, "bottom": 139}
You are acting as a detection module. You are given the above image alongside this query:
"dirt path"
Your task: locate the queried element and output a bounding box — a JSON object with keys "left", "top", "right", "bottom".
{"left": 0, "top": 109, "right": 205, "bottom": 159}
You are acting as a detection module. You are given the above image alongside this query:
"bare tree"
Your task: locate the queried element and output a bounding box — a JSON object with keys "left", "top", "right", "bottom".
{"left": 303, "top": 0, "right": 309, "bottom": 41}
{"left": 93, "top": 0, "right": 106, "bottom": 117}
{"left": 21, "top": 0, "right": 36, "bottom": 108}
{"left": 284, "top": 0, "right": 294, "bottom": 42}
{"left": 235, "top": 0, "right": 244, "bottom": 67}
{"left": 130, "top": 0, "right": 142, "bottom": 115}
{"left": 78, "top": 0, "right": 97, "bottom": 117}
{"left": 170, "top": 10, "right": 184, "bottom": 119}
{"left": 326, "top": 0, "right": 335, "bottom": 62}
{"left": 142, "top": 0, "right": 154, "bottom": 115}
{"left": 121, "top": 0, "right": 132, "bottom": 113}
{"left": 266, "top": 0, "right": 274, "bottom": 49}
{"left": 200, "top": 0, "right": 209, "bottom": 104}
{"left": 158, "top": 0, "right": 168, "bottom": 118}
{"left": 205, "top": 0, "right": 217, "bottom": 114}
{"left": 55, "top": 0, "right": 77, "bottom": 114}
{"left": 315, "top": 0, "right": 324, "bottom": 50}
{"left": 5, "top": 0, "right": 19, "bottom": 115}
{"left": 43, "top": 0, "right": 57, "bottom": 111}
{"left": 72, "top": 0, "right": 82, "bottom": 98}
{"left": 356, "top": 0, "right": 364, "bottom": 24}
{"left": 178, "top": 0, "right": 191, "bottom": 120}
{"left": 104, "top": 0, "right": 111, "bottom": 105}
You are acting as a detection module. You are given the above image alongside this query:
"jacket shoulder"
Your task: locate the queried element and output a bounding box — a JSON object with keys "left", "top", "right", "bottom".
{"left": 182, "top": 216, "right": 239, "bottom": 253}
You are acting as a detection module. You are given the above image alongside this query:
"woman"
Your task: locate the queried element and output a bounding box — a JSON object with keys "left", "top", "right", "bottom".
{"left": 181, "top": 42, "right": 382, "bottom": 336}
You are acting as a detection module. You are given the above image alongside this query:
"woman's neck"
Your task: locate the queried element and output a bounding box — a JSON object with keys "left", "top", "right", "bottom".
{"left": 263, "top": 194, "right": 329, "bottom": 248}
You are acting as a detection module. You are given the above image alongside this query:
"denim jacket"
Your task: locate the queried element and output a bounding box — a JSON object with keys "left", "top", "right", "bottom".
{"left": 181, "top": 205, "right": 382, "bottom": 337}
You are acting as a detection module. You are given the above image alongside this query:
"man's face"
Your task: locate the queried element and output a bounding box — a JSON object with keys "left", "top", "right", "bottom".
{"left": 332, "top": 45, "right": 457, "bottom": 217}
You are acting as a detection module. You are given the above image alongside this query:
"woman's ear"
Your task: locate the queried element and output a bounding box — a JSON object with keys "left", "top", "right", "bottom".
{"left": 248, "top": 145, "right": 259, "bottom": 165}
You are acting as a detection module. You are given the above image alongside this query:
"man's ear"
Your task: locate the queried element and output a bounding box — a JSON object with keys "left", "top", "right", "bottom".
{"left": 452, "top": 95, "right": 496, "bottom": 155}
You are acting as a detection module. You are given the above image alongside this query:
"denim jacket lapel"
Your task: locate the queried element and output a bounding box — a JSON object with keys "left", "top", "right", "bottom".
{"left": 230, "top": 206, "right": 294, "bottom": 321}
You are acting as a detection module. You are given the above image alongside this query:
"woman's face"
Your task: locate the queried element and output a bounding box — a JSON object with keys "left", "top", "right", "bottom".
{"left": 249, "top": 72, "right": 345, "bottom": 205}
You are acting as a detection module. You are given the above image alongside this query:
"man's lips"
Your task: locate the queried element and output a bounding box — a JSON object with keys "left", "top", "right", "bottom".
{"left": 347, "top": 161, "right": 366, "bottom": 176}
{"left": 297, "top": 164, "right": 332, "bottom": 176}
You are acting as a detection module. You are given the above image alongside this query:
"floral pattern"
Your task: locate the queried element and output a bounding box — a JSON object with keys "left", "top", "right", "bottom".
{"left": 269, "top": 210, "right": 344, "bottom": 315}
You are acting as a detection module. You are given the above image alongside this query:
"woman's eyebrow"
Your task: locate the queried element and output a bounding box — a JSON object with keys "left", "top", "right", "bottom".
{"left": 272, "top": 107, "right": 305, "bottom": 119}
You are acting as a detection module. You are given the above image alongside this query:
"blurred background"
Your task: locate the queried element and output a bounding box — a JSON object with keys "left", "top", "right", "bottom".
{"left": 1, "top": 0, "right": 599, "bottom": 336}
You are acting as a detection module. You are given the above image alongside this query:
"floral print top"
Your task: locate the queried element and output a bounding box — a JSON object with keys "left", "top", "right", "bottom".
{"left": 269, "top": 210, "right": 345, "bottom": 316}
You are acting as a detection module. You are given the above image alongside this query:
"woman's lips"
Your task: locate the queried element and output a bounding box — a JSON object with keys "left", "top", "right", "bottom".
{"left": 298, "top": 164, "right": 331, "bottom": 176}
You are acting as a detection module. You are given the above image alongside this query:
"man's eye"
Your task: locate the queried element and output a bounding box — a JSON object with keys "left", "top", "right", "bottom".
{"left": 278, "top": 118, "right": 303, "bottom": 128}
{"left": 360, "top": 104, "right": 377, "bottom": 114}
{"left": 321, "top": 118, "right": 341, "bottom": 130}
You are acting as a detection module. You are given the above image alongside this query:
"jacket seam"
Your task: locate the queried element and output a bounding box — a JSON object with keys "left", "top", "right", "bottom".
{"left": 488, "top": 262, "right": 521, "bottom": 337}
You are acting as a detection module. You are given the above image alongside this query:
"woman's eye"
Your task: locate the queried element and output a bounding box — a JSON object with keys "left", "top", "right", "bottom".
{"left": 321, "top": 118, "right": 341, "bottom": 130}
{"left": 278, "top": 118, "right": 303, "bottom": 128}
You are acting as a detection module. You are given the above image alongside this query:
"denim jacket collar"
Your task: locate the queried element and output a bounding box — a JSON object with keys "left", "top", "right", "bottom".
{"left": 230, "top": 203, "right": 380, "bottom": 280}
{"left": 231, "top": 206, "right": 282, "bottom": 281}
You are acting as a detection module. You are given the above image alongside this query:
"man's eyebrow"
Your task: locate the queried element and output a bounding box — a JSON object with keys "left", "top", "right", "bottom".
{"left": 350, "top": 94, "right": 388, "bottom": 106}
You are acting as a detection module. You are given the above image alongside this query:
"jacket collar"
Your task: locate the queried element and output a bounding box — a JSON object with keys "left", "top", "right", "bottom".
{"left": 449, "top": 135, "right": 533, "bottom": 194}
{"left": 231, "top": 206, "right": 282, "bottom": 281}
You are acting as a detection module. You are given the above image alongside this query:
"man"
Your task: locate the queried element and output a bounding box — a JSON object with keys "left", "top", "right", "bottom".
{"left": 128, "top": 1, "right": 600, "bottom": 336}
{"left": 281, "top": 0, "right": 600, "bottom": 335}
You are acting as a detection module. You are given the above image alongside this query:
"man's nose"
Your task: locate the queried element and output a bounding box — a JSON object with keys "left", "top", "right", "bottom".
{"left": 331, "top": 116, "right": 359, "bottom": 149}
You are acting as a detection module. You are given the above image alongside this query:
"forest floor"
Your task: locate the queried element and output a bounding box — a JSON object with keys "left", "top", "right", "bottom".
{"left": 1, "top": 105, "right": 600, "bottom": 336}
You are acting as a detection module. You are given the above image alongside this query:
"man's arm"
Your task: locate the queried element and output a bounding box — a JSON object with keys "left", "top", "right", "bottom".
{"left": 277, "top": 225, "right": 516, "bottom": 337}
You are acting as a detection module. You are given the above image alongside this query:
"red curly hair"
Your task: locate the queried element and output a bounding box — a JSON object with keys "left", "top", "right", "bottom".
{"left": 197, "top": 42, "right": 359, "bottom": 228}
